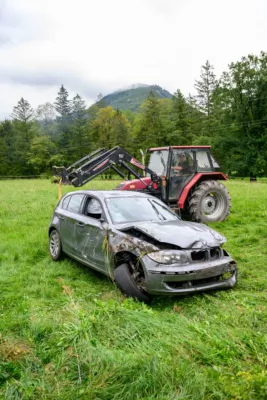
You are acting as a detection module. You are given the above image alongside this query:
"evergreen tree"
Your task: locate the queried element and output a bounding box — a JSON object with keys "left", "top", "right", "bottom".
{"left": 112, "top": 109, "right": 132, "bottom": 149}
{"left": 0, "top": 120, "right": 16, "bottom": 175}
{"left": 54, "top": 85, "right": 73, "bottom": 164}
{"left": 71, "top": 94, "right": 92, "bottom": 158}
{"left": 11, "top": 98, "right": 35, "bottom": 123}
{"left": 133, "top": 91, "right": 166, "bottom": 151}
{"left": 168, "top": 90, "right": 192, "bottom": 144}
{"left": 10, "top": 98, "right": 37, "bottom": 175}
{"left": 54, "top": 85, "right": 71, "bottom": 116}
{"left": 194, "top": 60, "right": 217, "bottom": 116}
{"left": 194, "top": 61, "right": 218, "bottom": 136}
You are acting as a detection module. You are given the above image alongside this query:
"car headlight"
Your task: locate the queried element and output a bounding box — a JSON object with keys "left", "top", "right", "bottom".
{"left": 147, "top": 250, "right": 188, "bottom": 265}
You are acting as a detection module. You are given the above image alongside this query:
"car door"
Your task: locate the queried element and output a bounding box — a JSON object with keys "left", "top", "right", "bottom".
{"left": 74, "top": 196, "right": 109, "bottom": 274}
{"left": 59, "top": 193, "right": 85, "bottom": 256}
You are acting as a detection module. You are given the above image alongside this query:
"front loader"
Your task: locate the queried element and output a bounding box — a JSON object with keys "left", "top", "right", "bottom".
{"left": 53, "top": 145, "right": 231, "bottom": 223}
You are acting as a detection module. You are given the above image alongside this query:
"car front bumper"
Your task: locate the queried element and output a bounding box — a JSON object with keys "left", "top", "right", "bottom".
{"left": 142, "top": 255, "right": 238, "bottom": 295}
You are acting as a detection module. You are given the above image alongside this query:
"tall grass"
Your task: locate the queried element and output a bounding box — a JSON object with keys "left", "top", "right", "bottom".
{"left": 0, "top": 180, "right": 266, "bottom": 399}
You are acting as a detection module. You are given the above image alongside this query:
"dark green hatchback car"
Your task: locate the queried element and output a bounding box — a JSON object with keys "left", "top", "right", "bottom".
{"left": 49, "top": 190, "right": 238, "bottom": 302}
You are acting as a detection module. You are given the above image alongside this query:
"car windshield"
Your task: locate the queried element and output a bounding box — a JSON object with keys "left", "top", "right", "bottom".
{"left": 106, "top": 197, "right": 179, "bottom": 224}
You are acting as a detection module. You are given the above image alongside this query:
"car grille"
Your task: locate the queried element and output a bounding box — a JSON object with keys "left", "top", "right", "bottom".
{"left": 191, "top": 247, "right": 222, "bottom": 263}
{"left": 167, "top": 271, "right": 234, "bottom": 290}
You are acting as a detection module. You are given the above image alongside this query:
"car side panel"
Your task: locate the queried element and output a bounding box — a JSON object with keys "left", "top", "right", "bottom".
{"left": 74, "top": 214, "right": 108, "bottom": 273}
{"left": 57, "top": 209, "right": 78, "bottom": 256}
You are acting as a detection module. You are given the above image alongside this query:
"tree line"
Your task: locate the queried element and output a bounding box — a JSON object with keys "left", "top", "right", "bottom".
{"left": 1, "top": 52, "right": 267, "bottom": 178}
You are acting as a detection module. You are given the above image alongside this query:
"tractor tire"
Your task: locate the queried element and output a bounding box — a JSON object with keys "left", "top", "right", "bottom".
{"left": 188, "top": 180, "right": 231, "bottom": 223}
{"left": 114, "top": 263, "right": 150, "bottom": 303}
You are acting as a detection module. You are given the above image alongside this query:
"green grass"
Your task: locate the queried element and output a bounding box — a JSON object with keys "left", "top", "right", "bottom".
{"left": 0, "top": 179, "right": 267, "bottom": 400}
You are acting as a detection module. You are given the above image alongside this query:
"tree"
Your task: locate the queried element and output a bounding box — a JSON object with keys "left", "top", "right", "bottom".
{"left": 36, "top": 102, "right": 56, "bottom": 136}
{"left": 92, "top": 106, "right": 117, "bottom": 149}
{"left": 168, "top": 90, "right": 192, "bottom": 144}
{"left": 92, "top": 106, "right": 132, "bottom": 151}
{"left": 54, "top": 85, "right": 71, "bottom": 117}
{"left": 194, "top": 60, "right": 217, "bottom": 116}
{"left": 214, "top": 52, "right": 267, "bottom": 175}
{"left": 194, "top": 61, "right": 218, "bottom": 136}
{"left": 70, "top": 94, "right": 92, "bottom": 158}
{"left": 27, "top": 136, "right": 57, "bottom": 174}
{"left": 0, "top": 120, "right": 16, "bottom": 175}
{"left": 54, "top": 85, "right": 73, "bottom": 164}
{"left": 11, "top": 98, "right": 35, "bottom": 123}
{"left": 133, "top": 91, "right": 167, "bottom": 151}
{"left": 10, "top": 98, "right": 37, "bottom": 174}
{"left": 112, "top": 109, "right": 132, "bottom": 149}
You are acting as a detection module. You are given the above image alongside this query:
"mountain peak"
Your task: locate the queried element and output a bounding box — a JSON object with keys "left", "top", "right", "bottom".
{"left": 102, "top": 84, "right": 172, "bottom": 112}
{"left": 113, "top": 83, "right": 150, "bottom": 93}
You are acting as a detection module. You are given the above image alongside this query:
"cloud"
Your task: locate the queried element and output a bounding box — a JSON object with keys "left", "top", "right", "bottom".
{"left": 1, "top": 0, "right": 267, "bottom": 120}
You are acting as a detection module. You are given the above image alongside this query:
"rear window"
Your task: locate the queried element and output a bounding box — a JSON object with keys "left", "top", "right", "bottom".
{"left": 67, "top": 194, "right": 84, "bottom": 213}
{"left": 195, "top": 151, "right": 212, "bottom": 171}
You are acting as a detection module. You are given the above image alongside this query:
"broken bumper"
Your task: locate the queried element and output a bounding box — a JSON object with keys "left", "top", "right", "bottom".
{"left": 142, "top": 255, "right": 238, "bottom": 295}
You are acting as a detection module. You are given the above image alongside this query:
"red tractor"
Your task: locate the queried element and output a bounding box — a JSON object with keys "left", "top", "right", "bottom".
{"left": 54, "top": 145, "right": 231, "bottom": 223}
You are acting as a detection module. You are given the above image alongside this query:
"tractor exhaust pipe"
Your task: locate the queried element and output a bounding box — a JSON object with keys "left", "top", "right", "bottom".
{"left": 140, "top": 149, "right": 145, "bottom": 177}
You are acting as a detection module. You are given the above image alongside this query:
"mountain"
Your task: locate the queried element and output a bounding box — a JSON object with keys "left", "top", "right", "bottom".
{"left": 101, "top": 84, "right": 172, "bottom": 112}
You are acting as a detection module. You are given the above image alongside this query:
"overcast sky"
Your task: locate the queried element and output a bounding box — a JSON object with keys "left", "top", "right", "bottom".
{"left": 0, "top": 0, "right": 267, "bottom": 119}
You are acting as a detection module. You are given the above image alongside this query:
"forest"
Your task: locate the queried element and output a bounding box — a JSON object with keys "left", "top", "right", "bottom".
{"left": 1, "top": 52, "right": 267, "bottom": 178}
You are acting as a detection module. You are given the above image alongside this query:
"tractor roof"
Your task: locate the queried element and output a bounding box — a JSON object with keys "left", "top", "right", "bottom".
{"left": 148, "top": 146, "right": 211, "bottom": 151}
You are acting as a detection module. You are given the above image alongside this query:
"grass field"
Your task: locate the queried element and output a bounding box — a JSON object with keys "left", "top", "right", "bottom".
{"left": 0, "top": 179, "right": 267, "bottom": 400}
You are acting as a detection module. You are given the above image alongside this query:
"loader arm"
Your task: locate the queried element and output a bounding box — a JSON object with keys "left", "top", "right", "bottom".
{"left": 53, "top": 146, "right": 160, "bottom": 190}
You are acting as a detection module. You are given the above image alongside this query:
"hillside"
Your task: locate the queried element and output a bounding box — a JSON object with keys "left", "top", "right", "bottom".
{"left": 101, "top": 84, "right": 172, "bottom": 112}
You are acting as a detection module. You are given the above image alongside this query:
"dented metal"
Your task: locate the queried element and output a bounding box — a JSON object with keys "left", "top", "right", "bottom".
{"left": 49, "top": 190, "right": 238, "bottom": 296}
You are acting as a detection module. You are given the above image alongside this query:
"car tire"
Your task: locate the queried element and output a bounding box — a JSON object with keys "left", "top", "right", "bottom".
{"left": 49, "top": 229, "right": 63, "bottom": 261}
{"left": 114, "top": 263, "right": 150, "bottom": 303}
{"left": 188, "top": 180, "right": 231, "bottom": 223}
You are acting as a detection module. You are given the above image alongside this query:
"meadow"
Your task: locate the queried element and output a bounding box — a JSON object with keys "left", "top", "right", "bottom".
{"left": 0, "top": 179, "right": 266, "bottom": 400}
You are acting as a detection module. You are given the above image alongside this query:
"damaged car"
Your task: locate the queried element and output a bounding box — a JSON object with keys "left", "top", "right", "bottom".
{"left": 49, "top": 190, "right": 238, "bottom": 302}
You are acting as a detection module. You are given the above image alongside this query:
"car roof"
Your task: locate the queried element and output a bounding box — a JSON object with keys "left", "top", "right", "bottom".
{"left": 63, "top": 190, "right": 154, "bottom": 200}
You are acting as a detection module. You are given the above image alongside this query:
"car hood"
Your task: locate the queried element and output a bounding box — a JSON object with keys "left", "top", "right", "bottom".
{"left": 116, "top": 220, "right": 226, "bottom": 249}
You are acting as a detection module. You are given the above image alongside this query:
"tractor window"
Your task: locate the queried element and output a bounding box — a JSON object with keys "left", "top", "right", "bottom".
{"left": 195, "top": 151, "right": 212, "bottom": 171}
{"left": 147, "top": 151, "right": 168, "bottom": 176}
{"left": 172, "top": 150, "right": 194, "bottom": 175}
{"left": 210, "top": 154, "right": 220, "bottom": 169}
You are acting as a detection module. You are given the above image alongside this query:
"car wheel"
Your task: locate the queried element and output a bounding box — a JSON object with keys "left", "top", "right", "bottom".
{"left": 188, "top": 180, "right": 231, "bottom": 223}
{"left": 49, "top": 229, "right": 62, "bottom": 261}
{"left": 114, "top": 262, "right": 150, "bottom": 303}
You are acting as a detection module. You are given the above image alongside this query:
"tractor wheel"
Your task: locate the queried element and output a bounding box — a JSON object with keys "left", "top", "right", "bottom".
{"left": 188, "top": 180, "right": 231, "bottom": 223}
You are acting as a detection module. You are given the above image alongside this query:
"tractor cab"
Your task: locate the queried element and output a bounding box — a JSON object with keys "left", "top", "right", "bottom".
{"left": 147, "top": 146, "right": 220, "bottom": 204}
{"left": 147, "top": 146, "right": 219, "bottom": 176}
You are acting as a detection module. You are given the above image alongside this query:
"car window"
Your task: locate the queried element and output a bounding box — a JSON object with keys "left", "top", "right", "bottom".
{"left": 67, "top": 194, "right": 84, "bottom": 213}
{"left": 62, "top": 196, "right": 71, "bottom": 210}
{"left": 84, "top": 197, "right": 103, "bottom": 220}
{"left": 106, "top": 197, "right": 179, "bottom": 224}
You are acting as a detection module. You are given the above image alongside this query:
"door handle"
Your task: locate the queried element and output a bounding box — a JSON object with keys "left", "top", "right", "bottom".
{"left": 76, "top": 222, "right": 85, "bottom": 227}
